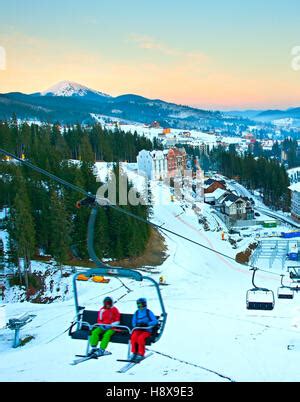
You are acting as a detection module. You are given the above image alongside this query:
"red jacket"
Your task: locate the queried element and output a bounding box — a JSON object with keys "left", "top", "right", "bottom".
{"left": 97, "top": 306, "right": 120, "bottom": 326}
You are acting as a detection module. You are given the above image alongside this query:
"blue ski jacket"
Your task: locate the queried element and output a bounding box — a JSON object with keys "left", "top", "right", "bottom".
{"left": 132, "top": 309, "right": 158, "bottom": 332}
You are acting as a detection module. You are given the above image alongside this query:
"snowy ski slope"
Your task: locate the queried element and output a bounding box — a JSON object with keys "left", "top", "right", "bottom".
{"left": 1, "top": 171, "right": 300, "bottom": 382}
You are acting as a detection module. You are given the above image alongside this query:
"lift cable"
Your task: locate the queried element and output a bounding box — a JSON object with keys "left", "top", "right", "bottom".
{"left": 0, "top": 148, "right": 284, "bottom": 279}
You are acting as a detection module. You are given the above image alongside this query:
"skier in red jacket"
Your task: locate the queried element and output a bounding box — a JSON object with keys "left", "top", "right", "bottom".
{"left": 89, "top": 296, "right": 120, "bottom": 356}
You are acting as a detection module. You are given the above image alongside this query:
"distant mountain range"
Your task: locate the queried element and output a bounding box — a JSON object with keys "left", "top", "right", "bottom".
{"left": 0, "top": 80, "right": 299, "bottom": 128}
{"left": 227, "top": 108, "right": 300, "bottom": 123}
{"left": 0, "top": 81, "right": 224, "bottom": 128}
{"left": 255, "top": 107, "right": 300, "bottom": 122}
{"left": 0, "top": 81, "right": 262, "bottom": 130}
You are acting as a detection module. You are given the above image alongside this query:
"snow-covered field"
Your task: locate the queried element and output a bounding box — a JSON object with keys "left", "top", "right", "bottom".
{"left": 1, "top": 169, "right": 300, "bottom": 382}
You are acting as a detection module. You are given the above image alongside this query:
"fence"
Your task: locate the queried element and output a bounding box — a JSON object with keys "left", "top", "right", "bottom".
{"left": 251, "top": 239, "right": 291, "bottom": 270}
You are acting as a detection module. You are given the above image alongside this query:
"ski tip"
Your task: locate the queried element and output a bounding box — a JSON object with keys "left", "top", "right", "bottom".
{"left": 71, "top": 351, "right": 112, "bottom": 366}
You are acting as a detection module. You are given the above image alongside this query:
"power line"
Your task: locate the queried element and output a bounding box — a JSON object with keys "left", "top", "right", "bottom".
{"left": 0, "top": 148, "right": 284, "bottom": 279}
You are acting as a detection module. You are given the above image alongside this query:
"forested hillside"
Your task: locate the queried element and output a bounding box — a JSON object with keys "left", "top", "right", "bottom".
{"left": 210, "top": 147, "right": 291, "bottom": 210}
{"left": 0, "top": 119, "right": 153, "bottom": 288}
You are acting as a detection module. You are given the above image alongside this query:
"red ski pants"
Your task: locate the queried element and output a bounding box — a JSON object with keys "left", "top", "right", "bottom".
{"left": 131, "top": 330, "right": 151, "bottom": 356}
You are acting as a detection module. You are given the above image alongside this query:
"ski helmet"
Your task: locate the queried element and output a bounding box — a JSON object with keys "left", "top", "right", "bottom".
{"left": 103, "top": 296, "right": 113, "bottom": 307}
{"left": 137, "top": 297, "right": 147, "bottom": 308}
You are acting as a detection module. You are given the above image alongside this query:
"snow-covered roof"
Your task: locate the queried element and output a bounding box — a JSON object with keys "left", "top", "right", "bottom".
{"left": 221, "top": 193, "right": 246, "bottom": 207}
{"left": 150, "top": 150, "right": 167, "bottom": 159}
{"left": 208, "top": 188, "right": 227, "bottom": 200}
{"left": 289, "top": 183, "right": 300, "bottom": 192}
{"left": 225, "top": 200, "right": 234, "bottom": 207}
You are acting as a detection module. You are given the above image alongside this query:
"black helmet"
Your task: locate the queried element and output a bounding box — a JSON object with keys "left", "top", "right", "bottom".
{"left": 103, "top": 296, "right": 113, "bottom": 307}
{"left": 137, "top": 297, "right": 147, "bottom": 308}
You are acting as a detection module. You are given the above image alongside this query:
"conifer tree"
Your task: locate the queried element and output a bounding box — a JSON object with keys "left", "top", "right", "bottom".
{"left": 9, "top": 174, "right": 36, "bottom": 289}
{"left": 48, "top": 189, "right": 72, "bottom": 269}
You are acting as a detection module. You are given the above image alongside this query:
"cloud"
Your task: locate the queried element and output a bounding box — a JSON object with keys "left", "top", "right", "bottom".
{"left": 128, "top": 34, "right": 179, "bottom": 56}
{"left": 127, "top": 33, "right": 208, "bottom": 64}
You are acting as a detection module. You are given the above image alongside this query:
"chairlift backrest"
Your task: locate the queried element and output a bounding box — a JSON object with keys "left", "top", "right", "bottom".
{"left": 70, "top": 309, "right": 162, "bottom": 345}
{"left": 80, "top": 310, "right": 160, "bottom": 332}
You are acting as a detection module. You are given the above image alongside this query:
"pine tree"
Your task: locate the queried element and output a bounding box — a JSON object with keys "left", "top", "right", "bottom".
{"left": 9, "top": 174, "right": 36, "bottom": 289}
{"left": 48, "top": 190, "right": 72, "bottom": 269}
{"left": 80, "top": 134, "right": 95, "bottom": 163}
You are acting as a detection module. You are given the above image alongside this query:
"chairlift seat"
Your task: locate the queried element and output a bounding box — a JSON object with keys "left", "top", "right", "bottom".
{"left": 69, "top": 310, "right": 160, "bottom": 345}
{"left": 246, "top": 289, "right": 275, "bottom": 310}
{"left": 278, "top": 287, "right": 294, "bottom": 300}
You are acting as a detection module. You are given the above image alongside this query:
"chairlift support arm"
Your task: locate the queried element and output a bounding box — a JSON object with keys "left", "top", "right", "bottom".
{"left": 250, "top": 268, "right": 270, "bottom": 292}
{"left": 251, "top": 268, "right": 259, "bottom": 290}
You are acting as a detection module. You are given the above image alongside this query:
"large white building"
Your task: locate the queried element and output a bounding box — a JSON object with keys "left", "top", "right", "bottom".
{"left": 289, "top": 182, "right": 300, "bottom": 221}
{"left": 137, "top": 150, "right": 168, "bottom": 180}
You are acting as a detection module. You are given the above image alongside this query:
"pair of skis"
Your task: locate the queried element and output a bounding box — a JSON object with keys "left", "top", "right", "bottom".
{"left": 71, "top": 351, "right": 153, "bottom": 373}
{"left": 117, "top": 352, "right": 154, "bottom": 373}
{"left": 71, "top": 351, "right": 112, "bottom": 366}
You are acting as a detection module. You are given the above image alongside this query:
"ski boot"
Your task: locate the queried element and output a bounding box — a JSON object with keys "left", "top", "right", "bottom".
{"left": 88, "top": 348, "right": 99, "bottom": 358}
{"left": 133, "top": 354, "right": 144, "bottom": 363}
{"left": 96, "top": 348, "right": 106, "bottom": 357}
{"left": 130, "top": 353, "right": 138, "bottom": 362}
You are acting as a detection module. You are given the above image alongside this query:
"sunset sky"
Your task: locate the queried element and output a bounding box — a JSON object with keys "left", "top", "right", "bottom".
{"left": 0, "top": 0, "right": 300, "bottom": 110}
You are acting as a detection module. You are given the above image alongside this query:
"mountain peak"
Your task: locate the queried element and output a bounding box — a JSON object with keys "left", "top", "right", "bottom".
{"left": 40, "top": 80, "right": 111, "bottom": 98}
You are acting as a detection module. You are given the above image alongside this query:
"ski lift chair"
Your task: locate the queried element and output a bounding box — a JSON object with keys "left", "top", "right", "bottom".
{"left": 69, "top": 204, "right": 168, "bottom": 359}
{"left": 246, "top": 269, "right": 275, "bottom": 310}
{"left": 277, "top": 275, "right": 294, "bottom": 300}
{"left": 288, "top": 268, "right": 300, "bottom": 292}
{"left": 289, "top": 280, "right": 300, "bottom": 292}
{"left": 288, "top": 267, "right": 300, "bottom": 280}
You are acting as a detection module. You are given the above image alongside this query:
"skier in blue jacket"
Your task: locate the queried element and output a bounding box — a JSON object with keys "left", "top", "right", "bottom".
{"left": 130, "top": 298, "right": 158, "bottom": 362}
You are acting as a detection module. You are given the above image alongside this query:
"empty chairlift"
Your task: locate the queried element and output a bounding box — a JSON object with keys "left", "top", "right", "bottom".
{"left": 288, "top": 267, "right": 300, "bottom": 292}
{"left": 246, "top": 268, "right": 275, "bottom": 311}
{"left": 278, "top": 275, "right": 294, "bottom": 300}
